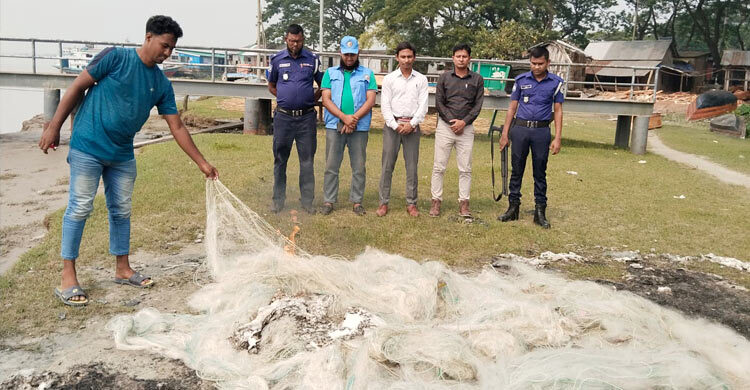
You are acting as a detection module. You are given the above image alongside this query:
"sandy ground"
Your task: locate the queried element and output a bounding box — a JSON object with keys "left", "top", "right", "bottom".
{"left": 0, "top": 129, "right": 72, "bottom": 275}
{"left": 648, "top": 132, "right": 750, "bottom": 189}
{"left": 0, "top": 242, "right": 214, "bottom": 388}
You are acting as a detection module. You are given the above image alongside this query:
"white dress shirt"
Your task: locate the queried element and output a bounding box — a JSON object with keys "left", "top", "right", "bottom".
{"left": 380, "top": 68, "right": 429, "bottom": 129}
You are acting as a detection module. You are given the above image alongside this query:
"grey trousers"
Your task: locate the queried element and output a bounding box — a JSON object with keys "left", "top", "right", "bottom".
{"left": 379, "top": 124, "right": 420, "bottom": 205}
{"left": 323, "top": 123, "right": 369, "bottom": 204}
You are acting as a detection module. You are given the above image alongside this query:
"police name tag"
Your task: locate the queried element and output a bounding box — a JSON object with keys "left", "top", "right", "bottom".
{"left": 279, "top": 63, "right": 291, "bottom": 68}
{"left": 300, "top": 63, "right": 313, "bottom": 67}
{"left": 520, "top": 84, "right": 532, "bottom": 89}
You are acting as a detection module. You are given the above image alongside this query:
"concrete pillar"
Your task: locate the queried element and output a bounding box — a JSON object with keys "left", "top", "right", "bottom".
{"left": 258, "top": 99, "right": 272, "bottom": 135}
{"left": 630, "top": 115, "right": 649, "bottom": 155}
{"left": 244, "top": 98, "right": 272, "bottom": 135}
{"left": 614, "top": 115, "right": 632, "bottom": 149}
{"left": 43, "top": 88, "right": 61, "bottom": 121}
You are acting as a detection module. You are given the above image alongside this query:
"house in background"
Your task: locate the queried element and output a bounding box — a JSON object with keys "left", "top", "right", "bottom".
{"left": 674, "top": 51, "right": 712, "bottom": 90}
{"left": 583, "top": 40, "right": 697, "bottom": 93}
{"left": 721, "top": 50, "right": 750, "bottom": 91}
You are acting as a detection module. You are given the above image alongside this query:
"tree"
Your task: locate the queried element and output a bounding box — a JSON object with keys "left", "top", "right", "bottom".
{"left": 263, "top": 0, "right": 373, "bottom": 50}
{"left": 473, "top": 21, "right": 557, "bottom": 59}
{"left": 682, "top": 0, "right": 746, "bottom": 64}
{"left": 554, "top": 0, "right": 617, "bottom": 47}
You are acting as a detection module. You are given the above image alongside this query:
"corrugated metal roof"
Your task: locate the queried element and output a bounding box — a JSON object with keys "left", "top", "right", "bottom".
{"left": 528, "top": 40, "right": 587, "bottom": 56}
{"left": 721, "top": 50, "right": 750, "bottom": 66}
{"left": 586, "top": 60, "right": 660, "bottom": 77}
{"left": 584, "top": 40, "right": 672, "bottom": 61}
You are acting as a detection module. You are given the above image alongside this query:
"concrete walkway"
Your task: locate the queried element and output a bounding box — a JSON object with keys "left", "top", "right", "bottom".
{"left": 648, "top": 132, "right": 750, "bottom": 189}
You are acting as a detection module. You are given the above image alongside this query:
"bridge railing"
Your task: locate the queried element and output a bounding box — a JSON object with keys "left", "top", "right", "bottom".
{"left": 0, "top": 37, "right": 660, "bottom": 103}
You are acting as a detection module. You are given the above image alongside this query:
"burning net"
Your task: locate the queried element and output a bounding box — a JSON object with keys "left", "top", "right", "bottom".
{"left": 108, "top": 180, "right": 750, "bottom": 389}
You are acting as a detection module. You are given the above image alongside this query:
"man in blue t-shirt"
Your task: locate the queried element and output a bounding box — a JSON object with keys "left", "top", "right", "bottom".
{"left": 319, "top": 36, "right": 377, "bottom": 216}
{"left": 497, "top": 46, "right": 564, "bottom": 229}
{"left": 39, "top": 15, "right": 218, "bottom": 306}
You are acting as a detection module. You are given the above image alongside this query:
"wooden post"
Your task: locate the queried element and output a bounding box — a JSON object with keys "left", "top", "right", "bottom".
{"left": 725, "top": 69, "right": 729, "bottom": 90}
{"left": 182, "top": 94, "right": 189, "bottom": 111}
{"left": 680, "top": 73, "right": 683, "bottom": 92}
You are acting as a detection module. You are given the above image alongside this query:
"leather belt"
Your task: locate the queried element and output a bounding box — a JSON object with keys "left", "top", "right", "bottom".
{"left": 276, "top": 106, "right": 316, "bottom": 117}
{"left": 516, "top": 119, "right": 551, "bottom": 128}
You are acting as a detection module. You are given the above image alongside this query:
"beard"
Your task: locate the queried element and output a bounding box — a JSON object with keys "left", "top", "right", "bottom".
{"left": 340, "top": 58, "right": 359, "bottom": 71}
{"left": 287, "top": 45, "right": 301, "bottom": 56}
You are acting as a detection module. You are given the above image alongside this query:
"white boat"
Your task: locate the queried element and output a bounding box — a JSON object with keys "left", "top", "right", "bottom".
{"left": 54, "top": 46, "right": 102, "bottom": 74}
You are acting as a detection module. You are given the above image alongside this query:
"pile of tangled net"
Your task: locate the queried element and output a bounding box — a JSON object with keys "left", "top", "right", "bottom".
{"left": 108, "top": 180, "right": 750, "bottom": 389}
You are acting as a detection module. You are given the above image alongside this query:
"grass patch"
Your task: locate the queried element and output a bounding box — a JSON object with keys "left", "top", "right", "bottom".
{"left": 656, "top": 122, "right": 750, "bottom": 175}
{"left": 0, "top": 173, "right": 18, "bottom": 180}
{"left": 178, "top": 96, "right": 243, "bottom": 120}
{"left": 555, "top": 261, "right": 627, "bottom": 283}
{"left": 1, "top": 113, "right": 749, "bottom": 337}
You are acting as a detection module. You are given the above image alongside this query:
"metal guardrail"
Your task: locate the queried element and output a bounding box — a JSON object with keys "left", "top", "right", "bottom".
{"left": 0, "top": 37, "right": 661, "bottom": 102}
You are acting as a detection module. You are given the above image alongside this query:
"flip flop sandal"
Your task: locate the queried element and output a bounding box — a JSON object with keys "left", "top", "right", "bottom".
{"left": 114, "top": 271, "right": 154, "bottom": 288}
{"left": 54, "top": 285, "right": 88, "bottom": 307}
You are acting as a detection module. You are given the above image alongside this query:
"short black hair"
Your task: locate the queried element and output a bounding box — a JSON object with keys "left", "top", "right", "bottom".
{"left": 452, "top": 43, "right": 471, "bottom": 56}
{"left": 146, "top": 15, "right": 183, "bottom": 39}
{"left": 395, "top": 42, "right": 416, "bottom": 56}
{"left": 286, "top": 24, "right": 304, "bottom": 36}
{"left": 529, "top": 46, "right": 550, "bottom": 61}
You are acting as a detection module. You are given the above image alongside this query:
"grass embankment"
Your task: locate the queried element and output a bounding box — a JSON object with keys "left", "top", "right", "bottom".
{"left": 179, "top": 96, "right": 244, "bottom": 120}
{"left": 1, "top": 111, "right": 749, "bottom": 337}
{"left": 656, "top": 116, "right": 750, "bottom": 175}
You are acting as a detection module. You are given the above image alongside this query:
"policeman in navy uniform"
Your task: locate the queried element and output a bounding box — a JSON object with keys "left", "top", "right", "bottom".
{"left": 267, "top": 24, "right": 323, "bottom": 214}
{"left": 498, "top": 46, "right": 564, "bottom": 228}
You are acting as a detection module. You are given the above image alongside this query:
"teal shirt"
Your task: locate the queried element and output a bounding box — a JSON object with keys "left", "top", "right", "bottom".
{"left": 71, "top": 47, "right": 177, "bottom": 162}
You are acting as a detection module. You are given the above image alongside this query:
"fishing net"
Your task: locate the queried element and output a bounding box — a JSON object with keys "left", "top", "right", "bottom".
{"left": 108, "top": 180, "right": 750, "bottom": 389}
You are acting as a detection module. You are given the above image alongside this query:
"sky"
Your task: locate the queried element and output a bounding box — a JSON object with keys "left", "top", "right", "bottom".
{"left": 0, "top": 0, "right": 262, "bottom": 48}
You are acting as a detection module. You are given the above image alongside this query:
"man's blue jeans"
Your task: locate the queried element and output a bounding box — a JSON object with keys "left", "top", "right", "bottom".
{"left": 61, "top": 148, "right": 137, "bottom": 260}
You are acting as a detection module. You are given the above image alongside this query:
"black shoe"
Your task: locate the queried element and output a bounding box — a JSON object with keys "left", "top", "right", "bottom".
{"left": 320, "top": 203, "right": 334, "bottom": 215}
{"left": 498, "top": 201, "right": 520, "bottom": 222}
{"left": 534, "top": 204, "right": 551, "bottom": 229}
{"left": 271, "top": 202, "right": 284, "bottom": 214}
{"left": 353, "top": 204, "right": 366, "bottom": 216}
{"left": 301, "top": 203, "right": 316, "bottom": 215}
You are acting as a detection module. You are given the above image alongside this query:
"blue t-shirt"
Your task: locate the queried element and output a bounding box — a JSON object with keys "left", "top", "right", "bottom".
{"left": 510, "top": 71, "right": 565, "bottom": 122}
{"left": 267, "top": 48, "right": 322, "bottom": 110}
{"left": 71, "top": 47, "right": 178, "bottom": 162}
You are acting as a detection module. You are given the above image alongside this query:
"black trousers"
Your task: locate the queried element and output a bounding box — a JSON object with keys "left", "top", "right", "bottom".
{"left": 272, "top": 110, "right": 317, "bottom": 207}
{"left": 508, "top": 124, "right": 551, "bottom": 205}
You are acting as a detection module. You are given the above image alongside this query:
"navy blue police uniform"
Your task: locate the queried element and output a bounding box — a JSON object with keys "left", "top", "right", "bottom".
{"left": 267, "top": 48, "right": 323, "bottom": 211}
{"left": 508, "top": 71, "right": 565, "bottom": 206}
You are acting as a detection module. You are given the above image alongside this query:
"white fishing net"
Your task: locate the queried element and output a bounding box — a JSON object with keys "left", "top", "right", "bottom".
{"left": 108, "top": 180, "right": 750, "bottom": 389}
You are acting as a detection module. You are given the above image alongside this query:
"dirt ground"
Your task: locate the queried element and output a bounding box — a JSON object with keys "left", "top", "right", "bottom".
{"left": 613, "top": 263, "right": 750, "bottom": 338}
{"left": 0, "top": 243, "right": 215, "bottom": 388}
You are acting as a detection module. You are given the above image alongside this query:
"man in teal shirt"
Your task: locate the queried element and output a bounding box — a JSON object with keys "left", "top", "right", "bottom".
{"left": 320, "top": 36, "right": 377, "bottom": 215}
{"left": 39, "top": 15, "right": 218, "bottom": 306}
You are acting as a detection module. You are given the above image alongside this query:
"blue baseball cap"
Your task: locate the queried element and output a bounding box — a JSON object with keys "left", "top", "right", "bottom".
{"left": 340, "top": 36, "right": 359, "bottom": 54}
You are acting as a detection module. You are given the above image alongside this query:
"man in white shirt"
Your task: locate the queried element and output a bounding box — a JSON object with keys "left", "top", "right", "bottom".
{"left": 377, "top": 42, "right": 429, "bottom": 217}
